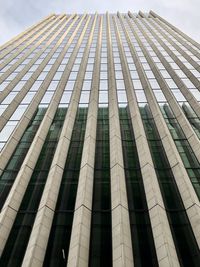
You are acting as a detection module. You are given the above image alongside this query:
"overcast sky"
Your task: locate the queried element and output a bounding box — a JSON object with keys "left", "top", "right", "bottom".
{"left": 0, "top": 0, "right": 199, "bottom": 45}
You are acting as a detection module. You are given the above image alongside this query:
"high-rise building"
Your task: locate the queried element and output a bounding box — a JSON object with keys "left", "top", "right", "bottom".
{"left": 0, "top": 11, "right": 200, "bottom": 267}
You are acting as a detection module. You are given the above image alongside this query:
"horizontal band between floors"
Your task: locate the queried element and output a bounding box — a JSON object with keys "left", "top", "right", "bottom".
{"left": 35, "top": 202, "right": 195, "bottom": 214}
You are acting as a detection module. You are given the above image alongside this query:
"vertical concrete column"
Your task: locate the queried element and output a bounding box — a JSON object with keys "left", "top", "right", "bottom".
{"left": 67, "top": 14, "right": 101, "bottom": 267}
{"left": 0, "top": 15, "right": 75, "bottom": 103}
{"left": 149, "top": 11, "right": 200, "bottom": 51}
{"left": 0, "top": 15, "right": 90, "bottom": 256}
{"left": 126, "top": 14, "right": 200, "bottom": 162}
{"left": 0, "top": 15, "right": 56, "bottom": 60}
{"left": 0, "top": 15, "right": 79, "bottom": 175}
{"left": 146, "top": 13, "right": 200, "bottom": 64}
{"left": 137, "top": 14, "right": 200, "bottom": 96}
{"left": 116, "top": 13, "right": 180, "bottom": 267}
{"left": 126, "top": 13, "right": 200, "bottom": 249}
{"left": 0, "top": 15, "right": 65, "bottom": 82}
{"left": 21, "top": 14, "right": 97, "bottom": 267}
{"left": 107, "top": 13, "right": 134, "bottom": 267}
{"left": 0, "top": 14, "right": 55, "bottom": 55}
{"left": 149, "top": 14, "right": 200, "bottom": 62}
{"left": 128, "top": 12, "right": 200, "bottom": 119}
{"left": 0, "top": 16, "right": 72, "bottom": 131}
{"left": 0, "top": 16, "right": 67, "bottom": 128}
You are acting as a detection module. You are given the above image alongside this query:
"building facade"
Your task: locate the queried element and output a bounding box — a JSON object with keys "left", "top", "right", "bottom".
{"left": 0, "top": 11, "right": 200, "bottom": 267}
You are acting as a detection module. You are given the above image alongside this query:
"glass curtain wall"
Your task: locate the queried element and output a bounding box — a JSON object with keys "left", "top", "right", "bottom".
{"left": 0, "top": 108, "right": 67, "bottom": 267}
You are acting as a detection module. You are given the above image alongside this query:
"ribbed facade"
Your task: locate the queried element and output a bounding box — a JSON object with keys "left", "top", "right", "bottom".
{"left": 0, "top": 11, "right": 200, "bottom": 267}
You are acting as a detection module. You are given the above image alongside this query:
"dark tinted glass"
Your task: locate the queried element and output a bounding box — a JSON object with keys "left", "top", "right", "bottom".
{"left": 119, "top": 107, "right": 158, "bottom": 267}
{"left": 0, "top": 108, "right": 66, "bottom": 267}
{"left": 89, "top": 107, "right": 112, "bottom": 267}
{"left": 44, "top": 107, "right": 88, "bottom": 267}
{"left": 140, "top": 104, "right": 200, "bottom": 267}
{"left": 0, "top": 108, "right": 46, "bottom": 210}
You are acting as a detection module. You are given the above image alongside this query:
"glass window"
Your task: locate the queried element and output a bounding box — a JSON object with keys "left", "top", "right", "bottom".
{"left": 100, "top": 80, "right": 108, "bottom": 91}
{"left": 47, "top": 81, "right": 59, "bottom": 91}
{"left": 116, "top": 80, "right": 125, "bottom": 90}
{"left": 43, "top": 65, "right": 52, "bottom": 72}
{"left": 60, "top": 92, "right": 72, "bottom": 104}
{"left": 65, "top": 81, "right": 75, "bottom": 91}
{"left": 0, "top": 121, "right": 18, "bottom": 141}
{"left": 153, "top": 90, "right": 167, "bottom": 102}
{"left": 99, "top": 91, "right": 108, "bottom": 103}
{"left": 148, "top": 79, "right": 160, "bottom": 89}
{"left": 115, "top": 71, "right": 123, "bottom": 79}
{"left": 53, "top": 72, "right": 63, "bottom": 80}
{"left": 172, "top": 90, "right": 186, "bottom": 102}
{"left": 7, "top": 72, "right": 18, "bottom": 80}
{"left": 101, "top": 64, "right": 107, "bottom": 71}
{"left": 1, "top": 92, "right": 18, "bottom": 104}
{"left": 160, "top": 70, "right": 171, "bottom": 78}
{"left": 165, "top": 79, "right": 178, "bottom": 89}
{"left": 175, "top": 69, "right": 187, "bottom": 78}
{"left": 22, "top": 72, "right": 33, "bottom": 80}
{"left": 30, "top": 81, "right": 43, "bottom": 92}
{"left": 70, "top": 64, "right": 79, "bottom": 72}
{"left": 21, "top": 92, "right": 36, "bottom": 104}
{"left": 80, "top": 91, "right": 90, "bottom": 103}
{"left": 86, "top": 64, "right": 94, "bottom": 71}
{"left": 117, "top": 91, "right": 127, "bottom": 103}
{"left": 182, "top": 79, "right": 195, "bottom": 88}
{"left": 10, "top": 105, "right": 28, "bottom": 120}
{"left": 190, "top": 89, "right": 200, "bottom": 101}
{"left": 82, "top": 81, "right": 92, "bottom": 91}
{"left": 0, "top": 105, "right": 8, "bottom": 116}
{"left": 85, "top": 72, "right": 93, "bottom": 80}
{"left": 0, "top": 81, "right": 10, "bottom": 92}
{"left": 130, "top": 71, "right": 139, "bottom": 79}
{"left": 69, "top": 72, "right": 78, "bottom": 80}
{"left": 133, "top": 80, "right": 143, "bottom": 90}
{"left": 135, "top": 91, "right": 147, "bottom": 102}
{"left": 145, "top": 71, "right": 155, "bottom": 79}
{"left": 128, "top": 63, "right": 136, "bottom": 70}
{"left": 41, "top": 92, "right": 54, "bottom": 104}
{"left": 100, "top": 72, "right": 108, "bottom": 80}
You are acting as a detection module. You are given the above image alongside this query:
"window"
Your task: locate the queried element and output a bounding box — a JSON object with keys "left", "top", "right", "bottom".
{"left": 133, "top": 80, "right": 143, "bottom": 90}
{"left": 117, "top": 91, "right": 127, "bottom": 103}
{"left": 171, "top": 90, "right": 186, "bottom": 102}
{"left": 99, "top": 91, "right": 108, "bottom": 103}
{"left": 153, "top": 90, "right": 167, "bottom": 102}
{"left": 10, "top": 105, "right": 28, "bottom": 120}
{"left": 0, "top": 122, "right": 18, "bottom": 141}
{"left": 135, "top": 90, "right": 147, "bottom": 102}
{"left": 116, "top": 80, "right": 125, "bottom": 90}
{"left": 60, "top": 92, "right": 72, "bottom": 105}
{"left": 41, "top": 92, "right": 54, "bottom": 104}
{"left": 1, "top": 92, "right": 18, "bottom": 104}
{"left": 21, "top": 92, "right": 36, "bottom": 104}
{"left": 80, "top": 91, "right": 90, "bottom": 103}
{"left": 0, "top": 81, "right": 10, "bottom": 92}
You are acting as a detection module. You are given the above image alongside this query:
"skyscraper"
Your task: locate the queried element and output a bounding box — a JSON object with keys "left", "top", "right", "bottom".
{"left": 0, "top": 10, "right": 200, "bottom": 266}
